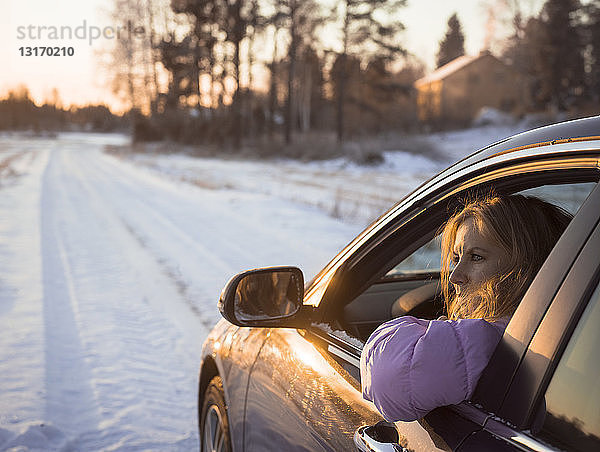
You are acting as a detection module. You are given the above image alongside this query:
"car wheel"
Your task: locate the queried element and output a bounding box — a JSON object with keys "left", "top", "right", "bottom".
{"left": 200, "top": 376, "right": 232, "bottom": 452}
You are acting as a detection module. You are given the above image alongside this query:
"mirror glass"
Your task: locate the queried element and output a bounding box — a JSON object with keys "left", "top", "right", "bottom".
{"left": 234, "top": 270, "right": 302, "bottom": 322}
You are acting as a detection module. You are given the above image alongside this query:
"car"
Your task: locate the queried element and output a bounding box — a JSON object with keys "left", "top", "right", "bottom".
{"left": 197, "top": 116, "right": 600, "bottom": 452}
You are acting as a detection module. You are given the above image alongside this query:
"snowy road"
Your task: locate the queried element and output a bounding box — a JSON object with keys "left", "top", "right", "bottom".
{"left": 0, "top": 124, "right": 522, "bottom": 450}
{"left": 0, "top": 134, "right": 360, "bottom": 451}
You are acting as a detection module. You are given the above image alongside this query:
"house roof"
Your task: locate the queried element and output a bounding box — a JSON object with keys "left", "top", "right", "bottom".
{"left": 414, "top": 53, "right": 480, "bottom": 88}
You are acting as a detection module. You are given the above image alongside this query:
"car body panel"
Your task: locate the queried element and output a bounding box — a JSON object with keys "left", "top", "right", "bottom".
{"left": 244, "top": 327, "right": 378, "bottom": 451}
{"left": 200, "top": 320, "right": 270, "bottom": 452}
{"left": 243, "top": 327, "right": 479, "bottom": 451}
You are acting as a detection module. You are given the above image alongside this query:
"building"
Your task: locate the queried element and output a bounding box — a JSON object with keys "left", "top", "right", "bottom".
{"left": 414, "top": 51, "right": 528, "bottom": 125}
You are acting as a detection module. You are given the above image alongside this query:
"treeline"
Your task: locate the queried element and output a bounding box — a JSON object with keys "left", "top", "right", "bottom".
{"left": 108, "top": 0, "right": 417, "bottom": 146}
{"left": 501, "top": 0, "right": 600, "bottom": 112}
{"left": 427, "top": 0, "right": 600, "bottom": 123}
{"left": 116, "top": 0, "right": 598, "bottom": 147}
{"left": 5, "top": 0, "right": 597, "bottom": 145}
{"left": 0, "top": 86, "right": 126, "bottom": 133}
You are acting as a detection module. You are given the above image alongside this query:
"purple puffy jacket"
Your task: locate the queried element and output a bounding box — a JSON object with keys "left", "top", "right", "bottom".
{"left": 360, "top": 316, "right": 508, "bottom": 422}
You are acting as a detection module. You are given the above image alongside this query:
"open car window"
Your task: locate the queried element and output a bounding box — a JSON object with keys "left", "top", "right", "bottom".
{"left": 385, "top": 182, "right": 596, "bottom": 278}
{"left": 338, "top": 179, "right": 598, "bottom": 343}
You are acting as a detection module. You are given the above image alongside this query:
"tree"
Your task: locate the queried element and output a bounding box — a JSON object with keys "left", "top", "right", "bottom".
{"left": 171, "top": 0, "right": 222, "bottom": 109}
{"left": 158, "top": 34, "right": 199, "bottom": 110}
{"left": 538, "top": 0, "right": 585, "bottom": 109}
{"left": 296, "top": 46, "right": 326, "bottom": 132}
{"left": 589, "top": 1, "right": 600, "bottom": 102}
{"left": 581, "top": 0, "right": 600, "bottom": 103}
{"left": 334, "top": 0, "right": 407, "bottom": 142}
{"left": 221, "top": 0, "right": 249, "bottom": 146}
{"left": 105, "top": 0, "right": 162, "bottom": 113}
{"left": 269, "top": 0, "right": 325, "bottom": 143}
{"left": 501, "top": 0, "right": 588, "bottom": 111}
{"left": 172, "top": 0, "right": 272, "bottom": 145}
{"left": 331, "top": 53, "right": 362, "bottom": 136}
{"left": 503, "top": 15, "right": 547, "bottom": 108}
{"left": 266, "top": 24, "right": 284, "bottom": 138}
{"left": 436, "top": 13, "right": 465, "bottom": 68}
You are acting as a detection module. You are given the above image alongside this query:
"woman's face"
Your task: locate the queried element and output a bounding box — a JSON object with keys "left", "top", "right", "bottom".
{"left": 449, "top": 218, "right": 509, "bottom": 302}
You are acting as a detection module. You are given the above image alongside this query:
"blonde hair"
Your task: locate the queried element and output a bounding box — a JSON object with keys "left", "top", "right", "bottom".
{"left": 440, "top": 194, "right": 572, "bottom": 321}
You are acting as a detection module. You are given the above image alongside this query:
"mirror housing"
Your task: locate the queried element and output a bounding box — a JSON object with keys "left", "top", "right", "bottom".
{"left": 218, "top": 266, "right": 312, "bottom": 328}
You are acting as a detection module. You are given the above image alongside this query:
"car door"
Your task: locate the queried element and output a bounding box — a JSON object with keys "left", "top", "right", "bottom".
{"left": 457, "top": 198, "right": 600, "bottom": 451}
{"left": 242, "top": 324, "right": 478, "bottom": 451}
{"left": 223, "top": 325, "right": 272, "bottom": 452}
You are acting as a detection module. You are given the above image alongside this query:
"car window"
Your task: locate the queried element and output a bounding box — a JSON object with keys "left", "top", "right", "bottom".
{"left": 534, "top": 280, "right": 600, "bottom": 452}
{"left": 340, "top": 180, "right": 597, "bottom": 343}
{"left": 519, "top": 182, "right": 596, "bottom": 215}
{"left": 385, "top": 182, "right": 595, "bottom": 278}
{"left": 385, "top": 236, "right": 440, "bottom": 276}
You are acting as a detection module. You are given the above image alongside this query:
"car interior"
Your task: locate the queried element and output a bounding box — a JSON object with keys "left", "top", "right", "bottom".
{"left": 335, "top": 179, "right": 598, "bottom": 343}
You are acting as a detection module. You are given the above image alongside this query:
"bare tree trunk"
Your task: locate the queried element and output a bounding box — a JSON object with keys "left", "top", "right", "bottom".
{"left": 229, "top": 0, "right": 243, "bottom": 148}
{"left": 247, "top": 28, "right": 255, "bottom": 138}
{"left": 299, "top": 57, "right": 311, "bottom": 132}
{"left": 146, "top": 0, "right": 160, "bottom": 113}
{"left": 285, "top": 0, "right": 297, "bottom": 145}
{"left": 125, "top": 15, "right": 138, "bottom": 110}
{"left": 140, "top": 1, "right": 154, "bottom": 113}
{"left": 337, "top": 1, "right": 349, "bottom": 143}
{"left": 210, "top": 24, "right": 217, "bottom": 110}
{"left": 268, "top": 26, "right": 279, "bottom": 138}
{"left": 233, "top": 38, "right": 242, "bottom": 147}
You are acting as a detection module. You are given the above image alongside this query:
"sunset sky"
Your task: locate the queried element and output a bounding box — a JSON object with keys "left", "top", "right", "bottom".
{"left": 1, "top": 0, "right": 543, "bottom": 113}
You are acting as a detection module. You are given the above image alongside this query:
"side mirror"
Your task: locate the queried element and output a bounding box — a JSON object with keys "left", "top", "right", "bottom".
{"left": 218, "top": 266, "right": 309, "bottom": 327}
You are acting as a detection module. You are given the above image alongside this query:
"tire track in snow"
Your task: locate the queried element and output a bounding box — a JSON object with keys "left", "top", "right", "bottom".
{"left": 96, "top": 151, "right": 350, "bottom": 273}
{"left": 40, "top": 146, "right": 202, "bottom": 449}
{"left": 41, "top": 147, "right": 103, "bottom": 443}
{"left": 0, "top": 148, "right": 52, "bottom": 449}
{"left": 78, "top": 151, "right": 240, "bottom": 267}
{"left": 89, "top": 152, "right": 276, "bottom": 269}
{"left": 60, "top": 149, "right": 232, "bottom": 326}
{"left": 53, "top": 145, "right": 213, "bottom": 339}
{"left": 75, "top": 151, "right": 320, "bottom": 314}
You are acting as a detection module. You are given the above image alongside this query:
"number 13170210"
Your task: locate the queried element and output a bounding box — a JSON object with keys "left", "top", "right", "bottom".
{"left": 19, "top": 47, "right": 75, "bottom": 56}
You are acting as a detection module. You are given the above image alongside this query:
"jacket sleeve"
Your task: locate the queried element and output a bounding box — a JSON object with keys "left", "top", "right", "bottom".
{"left": 360, "top": 316, "right": 504, "bottom": 422}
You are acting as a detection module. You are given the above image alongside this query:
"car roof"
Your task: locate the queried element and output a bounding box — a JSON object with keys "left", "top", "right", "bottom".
{"left": 384, "top": 115, "right": 600, "bottom": 223}
{"left": 441, "top": 115, "right": 600, "bottom": 179}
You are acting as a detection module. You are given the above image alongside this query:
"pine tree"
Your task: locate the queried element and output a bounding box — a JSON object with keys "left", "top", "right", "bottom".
{"left": 538, "top": 0, "right": 585, "bottom": 109}
{"left": 582, "top": 0, "right": 600, "bottom": 102}
{"left": 436, "top": 13, "right": 465, "bottom": 68}
{"left": 335, "top": 0, "right": 407, "bottom": 142}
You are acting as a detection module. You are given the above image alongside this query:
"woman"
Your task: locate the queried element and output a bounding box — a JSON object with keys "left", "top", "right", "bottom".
{"left": 360, "top": 194, "right": 572, "bottom": 422}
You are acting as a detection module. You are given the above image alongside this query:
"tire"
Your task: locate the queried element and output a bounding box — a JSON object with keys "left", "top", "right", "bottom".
{"left": 200, "top": 376, "right": 232, "bottom": 452}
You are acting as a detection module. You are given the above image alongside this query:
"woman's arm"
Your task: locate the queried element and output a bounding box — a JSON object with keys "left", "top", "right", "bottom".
{"left": 360, "top": 316, "right": 504, "bottom": 422}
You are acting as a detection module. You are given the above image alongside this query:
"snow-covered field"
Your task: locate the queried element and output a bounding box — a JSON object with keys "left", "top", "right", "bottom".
{"left": 0, "top": 125, "right": 524, "bottom": 451}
